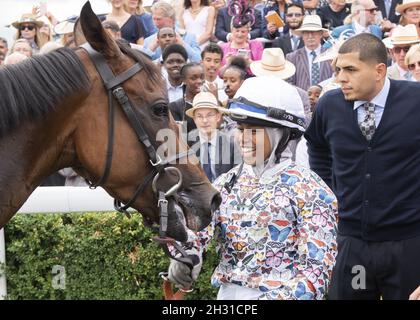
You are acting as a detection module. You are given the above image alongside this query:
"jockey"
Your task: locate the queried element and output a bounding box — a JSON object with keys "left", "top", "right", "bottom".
{"left": 167, "top": 76, "right": 338, "bottom": 300}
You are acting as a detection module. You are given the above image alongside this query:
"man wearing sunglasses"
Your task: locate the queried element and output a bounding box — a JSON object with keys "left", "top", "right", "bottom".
{"left": 327, "top": 0, "right": 382, "bottom": 46}
{"left": 386, "top": 24, "right": 420, "bottom": 80}
{"left": 270, "top": 2, "right": 305, "bottom": 55}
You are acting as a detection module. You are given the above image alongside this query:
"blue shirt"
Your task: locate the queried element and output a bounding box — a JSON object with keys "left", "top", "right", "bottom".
{"left": 353, "top": 77, "right": 390, "bottom": 128}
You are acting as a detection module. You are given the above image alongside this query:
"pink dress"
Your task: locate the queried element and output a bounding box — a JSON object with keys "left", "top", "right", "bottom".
{"left": 219, "top": 40, "right": 264, "bottom": 66}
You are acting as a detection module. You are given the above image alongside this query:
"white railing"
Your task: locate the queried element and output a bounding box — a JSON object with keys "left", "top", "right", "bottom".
{"left": 0, "top": 186, "right": 119, "bottom": 300}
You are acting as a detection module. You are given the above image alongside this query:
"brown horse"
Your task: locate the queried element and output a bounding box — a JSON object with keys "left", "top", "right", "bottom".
{"left": 0, "top": 2, "right": 220, "bottom": 242}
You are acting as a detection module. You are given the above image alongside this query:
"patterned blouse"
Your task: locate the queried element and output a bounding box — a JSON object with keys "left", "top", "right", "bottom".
{"left": 188, "top": 162, "right": 338, "bottom": 300}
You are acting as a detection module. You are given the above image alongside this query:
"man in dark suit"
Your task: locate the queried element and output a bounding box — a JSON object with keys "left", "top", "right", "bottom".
{"left": 286, "top": 15, "right": 333, "bottom": 90}
{"left": 271, "top": 2, "right": 305, "bottom": 55}
{"left": 305, "top": 33, "right": 420, "bottom": 299}
{"left": 375, "top": 0, "right": 402, "bottom": 24}
{"left": 215, "top": 6, "right": 263, "bottom": 42}
{"left": 186, "top": 92, "right": 241, "bottom": 182}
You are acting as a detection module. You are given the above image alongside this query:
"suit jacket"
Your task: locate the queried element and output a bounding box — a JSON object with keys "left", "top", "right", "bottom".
{"left": 387, "top": 63, "right": 406, "bottom": 80}
{"left": 286, "top": 47, "right": 334, "bottom": 91}
{"left": 189, "top": 130, "right": 242, "bottom": 180}
{"left": 375, "top": 0, "right": 402, "bottom": 24}
{"left": 215, "top": 7, "right": 263, "bottom": 42}
{"left": 272, "top": 33, "right": 304, "bottom": 56}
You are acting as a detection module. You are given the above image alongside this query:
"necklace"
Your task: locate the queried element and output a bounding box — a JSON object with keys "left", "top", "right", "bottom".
{"left": 190, "top": 6, "right": 202, "bottom": 15}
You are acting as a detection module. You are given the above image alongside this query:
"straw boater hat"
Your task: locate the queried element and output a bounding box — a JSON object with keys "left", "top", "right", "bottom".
{"left": 250, "top": 48, "right": 296, "bottom": 80}
{"left": 185, "top": 92, "right": 220, "bottom": 118}
{"left": 12, "top": 13, "right": 44, "bottom": 29}
{"left": 382, "top": 24, "right": 420, "bottom": 49}
{"left": 396, "top": 0, "right": 420, "bottom": 14}
{"left": 295, "top": 15, "right": 329, "bottom": 34}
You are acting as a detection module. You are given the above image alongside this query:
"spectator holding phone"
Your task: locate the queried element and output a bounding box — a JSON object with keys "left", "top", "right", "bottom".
{"left": 219, "top": 1, "right": 264, "bottom": 66}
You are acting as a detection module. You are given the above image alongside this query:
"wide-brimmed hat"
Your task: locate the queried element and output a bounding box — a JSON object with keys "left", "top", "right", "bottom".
{"left": 250, "top": 48, "right": 296, "bottom": 80}
{"left": 383, "top": 24, "right": 420, "bottom": 48}
{"left": 296, "top": 15, "right": 329, "bottom": 34}
{"left": 54, "top": 16, "right": 78, "bottom": 35}
{"left": 396, "top": 0, "right": 420, "bottom": 14}
{"left": 186, "top": 92, "right": 220, "bottom": 118}
{"left": 12, "top": 13, "right": 44, "bottom": 29}
{"left": 221, "top": 77, "right": 306, "bottom": 132}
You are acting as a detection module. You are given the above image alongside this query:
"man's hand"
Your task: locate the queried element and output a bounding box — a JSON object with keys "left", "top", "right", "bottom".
{"left": 267, "top": 22, "right": 278, "bottom": 35}
{"left": 409, "top": 285, "right": 420, "bottom": 300}
{"left": 175, "top": 33, "right": 185, "bottom": 46}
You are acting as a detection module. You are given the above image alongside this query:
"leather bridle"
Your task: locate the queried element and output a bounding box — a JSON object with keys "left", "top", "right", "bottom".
{"left": 80, "top": 43, "right": 196, "bottom": 270}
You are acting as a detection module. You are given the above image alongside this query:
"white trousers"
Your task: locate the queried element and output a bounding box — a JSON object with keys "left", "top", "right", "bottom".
{"left": 217, "top": 283, "right": 262, "bottom": 300}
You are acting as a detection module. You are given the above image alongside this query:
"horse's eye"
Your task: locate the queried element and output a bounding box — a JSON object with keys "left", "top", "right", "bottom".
{"left": 153, "top": 104, "right": 168, "bottom": 117}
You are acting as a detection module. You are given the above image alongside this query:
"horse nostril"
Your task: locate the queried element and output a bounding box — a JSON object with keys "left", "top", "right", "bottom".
{"left": 211, "top": 192, "right": 222, "bottom": 213}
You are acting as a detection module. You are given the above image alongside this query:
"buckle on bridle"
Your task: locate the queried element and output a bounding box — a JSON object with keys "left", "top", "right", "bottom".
{"left": 112, "top": 87, "right": 129, "bottom": 104}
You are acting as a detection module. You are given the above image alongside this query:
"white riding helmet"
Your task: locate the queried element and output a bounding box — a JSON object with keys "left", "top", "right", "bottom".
{"left": 221, "top": 76, "right": 306, "bottom": 133}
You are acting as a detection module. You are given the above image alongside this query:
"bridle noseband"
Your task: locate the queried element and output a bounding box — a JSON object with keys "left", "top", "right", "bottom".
{"left": 80, "top": 43, "right": 196, "bottom": 270}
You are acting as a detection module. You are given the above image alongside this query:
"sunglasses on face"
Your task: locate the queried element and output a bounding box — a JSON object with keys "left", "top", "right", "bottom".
{"left": 19, "top": 25, "right": 35, "bottom": 31}
{"left": 364, "top": 8, "right": 378, "bottom": 14}
{"left": 408, "top": 61, "right": 420, "bottom": 70}
{"left": 286, "top": 13, "right": 303, "bottom": 17}
{"left": 393, "top": 46, "right": 411, "bottom": 54}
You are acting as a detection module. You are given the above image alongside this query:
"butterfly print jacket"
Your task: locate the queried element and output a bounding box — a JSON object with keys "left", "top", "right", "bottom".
{"left": 187, "top": 163, "right": 338, "bottom": 300}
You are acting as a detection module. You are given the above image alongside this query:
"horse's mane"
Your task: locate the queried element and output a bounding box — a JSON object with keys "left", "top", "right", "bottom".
{"left": 0, "top": 42, "right": 161, "bottom": 139}
{"left": 0, "top": 47, "right": 90, "bottom": 138}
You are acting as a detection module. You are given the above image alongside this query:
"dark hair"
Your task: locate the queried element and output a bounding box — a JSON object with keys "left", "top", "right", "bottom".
{"left": 180, "top": 62, "right": 203, "bottom": 78}
{"left": 162, "top": 43, "right": 188, "bottom": 62}
{"left": 222, "top": 56, "right": 247, "bottom": 80}
{"left": 184, "top": 0, "right": 208, "bottom": 9}
{"left": 201, "top": 43, "right": 224, "bottom": 60}
{"left": 338, "top": 33, "right": 388, "bottom": 65}
{"left": 286, "top": 2, "right": 304, "bottom": 14}
{"left": 102, "top": 20, "right": 120, "bottom": 32}
{"left": 0, "top": 37, "right": 7, "bottom": 47}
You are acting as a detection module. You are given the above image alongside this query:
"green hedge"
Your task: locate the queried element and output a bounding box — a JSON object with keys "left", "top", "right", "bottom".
{"left": 1, "top": 212, "right": 219, "bottom": 300}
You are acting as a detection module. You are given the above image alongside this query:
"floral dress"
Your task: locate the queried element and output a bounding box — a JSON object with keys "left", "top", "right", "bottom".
{"left": 187, "top": 162, "right": 338, "bottom": 300}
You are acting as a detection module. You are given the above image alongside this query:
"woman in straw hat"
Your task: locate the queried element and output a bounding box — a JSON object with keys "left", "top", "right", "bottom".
{"left": 12, "top": 13, "right": 46, "bottom": 53}
{"left": 167, "top": 76, "right": 337, "bottom": 300}
{"left": 396, "top": 0, "right": 420, "bottom": 36}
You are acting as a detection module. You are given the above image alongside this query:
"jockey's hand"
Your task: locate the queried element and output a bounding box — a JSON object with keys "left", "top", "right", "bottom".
{"left": 168, "top": 249, "right": 202, "bottom": 289}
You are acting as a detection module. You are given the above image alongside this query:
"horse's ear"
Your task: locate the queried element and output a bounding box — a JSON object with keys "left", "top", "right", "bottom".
{"left": 79, "top": 1, "right": 121, "bottom": 59}
{"left": 73, "top": 18, "right": 87, "bottom": 47}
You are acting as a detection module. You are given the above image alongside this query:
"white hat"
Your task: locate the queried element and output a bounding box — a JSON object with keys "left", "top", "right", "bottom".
{"left": 250, "top": 48, "right": 296, "bottom": 80}
{"left": 296, "top": 15, "right": 329, "bottom": 34}
{"left": 186, "top": 92, "right": 220, "bottom": 118}
{"left": 221, "top": 77, "right": 306, "bottom": 132}
{"left": 396, "top": 0, "right": 420, "bottom": 14}
{"left": 383, "top": 24, "right": 420, "bottom": 48}
{"left": 54, "top": 16, "right": 78, "bottom": 35}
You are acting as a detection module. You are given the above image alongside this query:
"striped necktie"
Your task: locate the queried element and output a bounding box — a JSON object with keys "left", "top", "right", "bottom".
{"left": 311, "top": 51, "right": 320, "bottom": 85}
